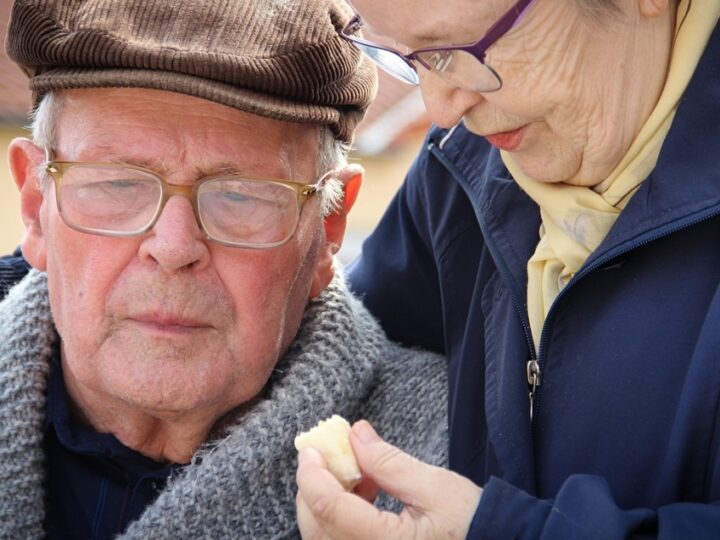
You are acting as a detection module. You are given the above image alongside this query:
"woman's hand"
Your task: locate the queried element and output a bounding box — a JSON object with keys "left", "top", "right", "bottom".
{"left": 295, "top": 420, "right": 482, "bottom": 540}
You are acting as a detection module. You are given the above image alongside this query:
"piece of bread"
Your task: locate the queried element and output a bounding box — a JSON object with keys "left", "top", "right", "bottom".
{"left": 295, "top": 415, "right": 362, "bottom": 490}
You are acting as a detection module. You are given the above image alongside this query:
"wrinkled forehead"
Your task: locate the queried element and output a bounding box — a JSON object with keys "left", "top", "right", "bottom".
{"left": 52, "top": 88, "right": 319, "bottom": 180}
{"left": 349, "top": 0, "right": 510, "bottom": 47}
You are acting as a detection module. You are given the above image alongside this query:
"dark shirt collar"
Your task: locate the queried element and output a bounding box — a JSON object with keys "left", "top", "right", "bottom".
{"left": 44, "top": 346, "right": 173, "bottom": 478}
{"left": 44, "top": 345, "right": 178, "bottom": 539}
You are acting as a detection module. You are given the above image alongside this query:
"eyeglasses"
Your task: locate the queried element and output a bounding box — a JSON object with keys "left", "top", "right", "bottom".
{"left": 44, "top": 148, "right": 330, "bottom": 249}
{"left": 340, "top": 0, "right": 537, "bottom": 92}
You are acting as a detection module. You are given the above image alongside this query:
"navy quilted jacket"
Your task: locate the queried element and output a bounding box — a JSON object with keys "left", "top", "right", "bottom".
{"left": 349, "top": 22, "right": 720, "bottom": 540}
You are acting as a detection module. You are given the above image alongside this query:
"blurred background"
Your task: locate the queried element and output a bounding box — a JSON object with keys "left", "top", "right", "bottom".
{"left": 0, "top": 0, "right": 430, "bottom": 265}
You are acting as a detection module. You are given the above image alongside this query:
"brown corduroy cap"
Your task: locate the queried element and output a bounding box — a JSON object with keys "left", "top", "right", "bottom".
{"left": 5, "top": 0, "right": 377, "bottom": 145}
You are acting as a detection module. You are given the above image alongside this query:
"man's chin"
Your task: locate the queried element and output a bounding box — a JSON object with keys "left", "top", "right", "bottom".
{"left": 102, "top": 375, "right": 235, "bottom": 421}
{"left": 92, "top": 348, "right": 239, "bottom": 414}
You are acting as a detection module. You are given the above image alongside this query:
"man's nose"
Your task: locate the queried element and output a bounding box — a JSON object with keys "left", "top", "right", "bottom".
{"left": 138, "top": 195, "right": 211, "bottom": 272}
{"left": 418, "top": 71, "right": 485, "bottom": 129}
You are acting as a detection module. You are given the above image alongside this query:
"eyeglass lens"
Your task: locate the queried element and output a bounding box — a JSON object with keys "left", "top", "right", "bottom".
{"left": 197, "top": 178, "right": 298, "bottom": 246}
{"left": 346, "top": 19, "right": 502, "bottom": 92}
{"left": 57, "top": 165, "right": 302, "bottom": 246}
{"left": 415, "top": 50, "right": 502, "bottom": 92}
{"left": 353, "top": 41, "right": 419, "bottom": 84}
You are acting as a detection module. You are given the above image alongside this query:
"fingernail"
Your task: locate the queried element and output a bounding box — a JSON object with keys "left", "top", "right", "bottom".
{"left": 298, "top": 447, "right": 321, "bottom": 465}
{"left": 353, "top": 421, "right": 381, "bottom": 445}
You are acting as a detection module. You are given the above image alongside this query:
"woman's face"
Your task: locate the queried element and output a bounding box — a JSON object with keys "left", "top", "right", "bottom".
{"left": 350, "top": 0, "right": 673, "bottom": 186}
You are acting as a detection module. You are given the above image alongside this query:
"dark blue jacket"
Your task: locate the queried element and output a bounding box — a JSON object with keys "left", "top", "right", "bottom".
{"left": 349, "top": 23, "right": 720, "bottom": 539}
{"left": 0, "top": 247, "right": 30, "bottom": 300}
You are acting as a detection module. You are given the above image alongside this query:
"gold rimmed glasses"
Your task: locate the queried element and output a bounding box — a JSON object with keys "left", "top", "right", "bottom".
{"left": 44, "top": 148, "right": 330, "bottom": 249}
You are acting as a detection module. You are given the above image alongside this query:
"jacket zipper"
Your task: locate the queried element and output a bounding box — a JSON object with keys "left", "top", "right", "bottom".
{"left": 527, "top": 359, "right": 541, "bottom": 419}
{"left": 431, "top": 135, "right": 720, "bottom": 426}
{"left": 429, "top": 140, "right": 539, "bottom": 417}
{"left": 531, "top": 206, "right": 720, "bottom": 426}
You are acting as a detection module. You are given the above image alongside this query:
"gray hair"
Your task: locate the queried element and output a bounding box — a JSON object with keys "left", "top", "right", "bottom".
{"left": 31, "top": 91, "right": 348, "bottom": 217}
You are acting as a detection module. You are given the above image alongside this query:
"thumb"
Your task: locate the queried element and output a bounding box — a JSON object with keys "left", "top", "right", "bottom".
{"left": 349, "top": 420, "right": 445, "bottom": 511}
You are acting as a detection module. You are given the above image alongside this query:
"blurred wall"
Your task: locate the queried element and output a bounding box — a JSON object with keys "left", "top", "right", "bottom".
{"left": 0, "top": 125, "right": 26, "bottom": 254}
{"left": 339, "top": 137, "right": 423, "bottom": 263}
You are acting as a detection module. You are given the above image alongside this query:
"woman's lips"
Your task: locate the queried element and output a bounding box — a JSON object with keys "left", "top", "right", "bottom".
{"left": 485, "top": 125, "right": 527, "bottom": 151}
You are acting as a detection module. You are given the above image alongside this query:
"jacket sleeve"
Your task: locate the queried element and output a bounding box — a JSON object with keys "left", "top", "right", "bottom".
{"left": 347, "top": 141, "right": 445, "bottom": 353}
{"left": 467, "top": 475, "right": 720, "bottom": 540}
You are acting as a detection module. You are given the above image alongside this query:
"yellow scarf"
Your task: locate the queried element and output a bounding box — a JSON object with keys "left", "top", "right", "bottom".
{"left": 502, "top": 0, "right": 720, "bottom": 350}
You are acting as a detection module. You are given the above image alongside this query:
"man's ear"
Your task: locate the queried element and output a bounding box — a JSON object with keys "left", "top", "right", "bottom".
{"left": 308, "top": 164, "right": 364, "bottom": 299}
{"left": 8, "top": 138, "right": 48, "bottom": 270}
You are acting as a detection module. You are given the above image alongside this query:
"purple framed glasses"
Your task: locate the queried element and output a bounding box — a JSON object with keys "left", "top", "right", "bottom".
{"left": 340, "top": 0, "right": 537, "bottom": 92}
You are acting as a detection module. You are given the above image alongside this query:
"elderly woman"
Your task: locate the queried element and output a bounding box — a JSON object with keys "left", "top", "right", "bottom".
{"left": 296, "top": 0, "right": 720, "bottom": 538}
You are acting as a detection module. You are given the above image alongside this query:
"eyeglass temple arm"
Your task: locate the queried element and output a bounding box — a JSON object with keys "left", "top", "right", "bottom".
{"left": 475, "top": 0, "right": 536, "bottom": 51}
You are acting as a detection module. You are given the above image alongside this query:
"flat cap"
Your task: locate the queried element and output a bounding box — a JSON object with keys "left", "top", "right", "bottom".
{"left": 5, "top": 0, "right": 377, "bottom": 145}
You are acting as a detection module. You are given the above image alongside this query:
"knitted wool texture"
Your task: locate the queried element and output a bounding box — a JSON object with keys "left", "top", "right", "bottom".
{"left": 5, "top": 0, "right": 378, "bottom": 145}
{"left": 0, "top": 270, "right": 448, "bottom": 539}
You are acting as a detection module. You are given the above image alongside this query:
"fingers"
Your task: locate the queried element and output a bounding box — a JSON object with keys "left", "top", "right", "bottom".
{"left": 348, "top": 421, "right": 449, "bottom": 510}
{"left": 349, "top": 420, "right": 482, "bottom": 539}
{"left": 296, "top": 448, "right": 341, "bottom": 540}
{"left": 296, "top": 448, "right": 344, "bottom": 501}
{"left": 295, "top": 421, "right": 482, "bottom": 540}
{"left": 296, "top": 488, "right": 326, "bottom": 540}
{"left": 296, "top": 447, "right": 405, "bottom": 540}
{"left": 352, "top": 475, "right": 380, "bottom": 504}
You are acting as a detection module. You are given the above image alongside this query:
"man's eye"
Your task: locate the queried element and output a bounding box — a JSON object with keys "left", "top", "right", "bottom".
{"left": 107, "top": 179, "right": 141, "bottom": 188}
{"left": 222, "top": 191, "right": 252, "bottom": 203}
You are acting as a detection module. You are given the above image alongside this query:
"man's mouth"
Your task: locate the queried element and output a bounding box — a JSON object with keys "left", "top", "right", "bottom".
{"left": 129, "top": 313, "right": 212, "bottom": 334}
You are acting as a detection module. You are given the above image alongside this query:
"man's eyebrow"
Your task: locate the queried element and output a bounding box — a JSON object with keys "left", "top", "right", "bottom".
{"left": 214, "top": 165, "right": 245, "bottom": 175}
{"left": 100, "top": 154, "right": 172, "bottom": 172}
{"left": 103, "top": 155, "right": 289, "bottom": 180}
{"left": 88, "top": 148, "right": 230, "bottom": 173}
{"left": 87, "top": 144, "right": 294, "bottom": 179}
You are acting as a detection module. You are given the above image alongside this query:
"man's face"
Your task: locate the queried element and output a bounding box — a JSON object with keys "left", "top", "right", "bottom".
{"left": 29, "top": 88, "right": 331, "bottom": 421}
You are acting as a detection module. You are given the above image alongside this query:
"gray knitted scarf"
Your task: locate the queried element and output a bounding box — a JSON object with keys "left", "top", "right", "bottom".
{"left": 0, "top": 270, "right": 447, "bottom": 539}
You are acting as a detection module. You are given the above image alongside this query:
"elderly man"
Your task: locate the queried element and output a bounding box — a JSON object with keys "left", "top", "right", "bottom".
{"left": 0, "top": 0, "right": 448, "bottom": 538}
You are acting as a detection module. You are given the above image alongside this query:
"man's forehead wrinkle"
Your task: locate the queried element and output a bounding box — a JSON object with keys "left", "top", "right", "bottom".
{"left": 279, "top": 134, "right": 313, "bottom": 181}
{"left": 54, "top": 114, "right": 94, "bottom": 161}
{"left": 82, "top": 147, "right": 293, "bottom": 181}
{"left": 279, "top": 147, "right": 294, "bottom": 180}
{"left": 276, "top": 127, "right": 320, "bottom": 183}
{"left": 56, "top": 91, "right": 313, "bottom": 180}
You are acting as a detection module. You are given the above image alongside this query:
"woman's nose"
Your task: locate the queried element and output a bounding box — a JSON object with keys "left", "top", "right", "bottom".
{"left": 418, "top": 70, "right": 485, "bottom": 128}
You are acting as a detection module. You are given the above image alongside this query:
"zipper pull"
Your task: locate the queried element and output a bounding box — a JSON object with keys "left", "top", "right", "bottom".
{"left": 526, "top": 359, "right": 542, "bottom": 420}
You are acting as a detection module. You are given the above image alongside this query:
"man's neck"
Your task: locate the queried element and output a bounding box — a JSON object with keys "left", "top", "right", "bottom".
{"left": 62, "top": 362, "right": 225, "bottom": 464}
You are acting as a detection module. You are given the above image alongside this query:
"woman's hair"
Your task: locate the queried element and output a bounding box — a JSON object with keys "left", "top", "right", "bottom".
{"left": 31, "top": 91, "right": 348, "bottom": 217}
